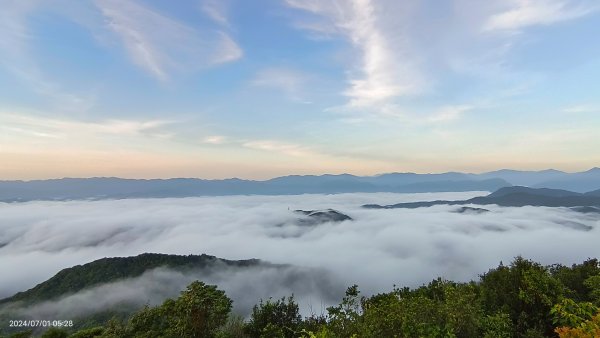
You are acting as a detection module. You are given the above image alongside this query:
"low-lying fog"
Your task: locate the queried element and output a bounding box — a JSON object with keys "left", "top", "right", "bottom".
{"left": 1, "top": 191, "right": 599, "bottom": 316}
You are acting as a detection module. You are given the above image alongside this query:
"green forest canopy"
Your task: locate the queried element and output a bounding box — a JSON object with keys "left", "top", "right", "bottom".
{"left": 2, "top": 256, "right": 600, "bottom": 337}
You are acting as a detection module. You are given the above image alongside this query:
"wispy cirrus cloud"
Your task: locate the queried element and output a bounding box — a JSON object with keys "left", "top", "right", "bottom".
{"left": 286, "top": 0, "right": 598, "bottom": 124}
{"left": 252, "top": 68, "right": 312, "bottom": 103}
{"left": 427, "top": 105, "right": 474, "bottom": 123}
{"left": 483, "top": 0, "right": 599, "bottom": 32}
{"left": 201, "top": 0, "right": 230, "bottom": 27}
{"left": 0, "top": 111, "right": 173, "bottom": 140}
{"left": 242, "top": 140, "right": 315, "bottom": 157}
{"left": 285, "top": 0, "right": 426, "bottom": 108}
{"left": 203, "top": 135, "right": 315, "bottom": 157}
{"left": 94, "top": 0, "right": 242, "bottom": 81}
{"left": 203, "top": 135, "right": 227, "bottom": 145}
{"left": 0, "top": 1, "right": 95, "bottom": 111}
{"left": 214, "top": 32, "right": 243, "bottom": 64}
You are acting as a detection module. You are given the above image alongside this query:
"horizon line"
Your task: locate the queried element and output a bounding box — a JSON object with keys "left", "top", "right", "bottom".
{"left": 2, "top": 167, "right": 599, "bottom": 183}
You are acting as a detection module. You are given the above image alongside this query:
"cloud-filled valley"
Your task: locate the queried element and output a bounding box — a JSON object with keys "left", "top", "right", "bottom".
{"left": 1, "top": 191, "right": 599, "bottom": 317}
{"left": 5, "top": 265, "right": 343, "bottom": 319}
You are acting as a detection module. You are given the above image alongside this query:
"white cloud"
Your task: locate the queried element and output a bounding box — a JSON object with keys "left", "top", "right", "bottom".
{"left": 203, "top": 134, "right": 319, "bottom": 157}
{"left": 242, "top": 140, "right": 314, "bottom": 157}
{"left": 0, "top": 192, "right": 598, "bottom": 314}
{"left": 201, "top": 0, "right": 230, "bottom": 27}
{"left": 427, "top": 105, "right": 473, "bottom": 123}
{"left": 286, "top": 0, "right": 426, "bottom": 107}
{"left": 214, "top": 31, "right": 243, "bottom": 64}
{"left": 0, "top": 0, "right": 242, "bottom": 91}
{"left": 484, "top": 0, "right": 599, "bottom": 32}
{"left": 335, "top": 103, "right": 474, "bottom": 125}
{"left": 200, "top": 134, "right": 334, "bottom": 159}
{"left": 204, "top": 135, "right": 227, "bottom": 144}
{"left": 0, "top": 111, "right": 172, "bottom": 140}
{"left": 94, "top": 0, "right": 242, "bottom": 81}
{"left": 286, "top": 0, "right": 598, "bottom": 123}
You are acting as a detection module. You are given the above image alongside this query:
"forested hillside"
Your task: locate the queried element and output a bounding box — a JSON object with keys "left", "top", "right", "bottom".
{"left": 2, "top": 256, "right": 600, "bottom": 337}
{"left": 0, "top": 253, "right": 262, "bottom": 306}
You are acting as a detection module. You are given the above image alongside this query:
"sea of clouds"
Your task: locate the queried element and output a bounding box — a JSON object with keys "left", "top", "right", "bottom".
{"left": 1, "top": 191, "right": 599, "bottom": 317}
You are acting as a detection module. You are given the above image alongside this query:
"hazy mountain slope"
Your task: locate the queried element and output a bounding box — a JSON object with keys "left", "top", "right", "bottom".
{"left": 358, "top": 172, "right": 476, "bottom": 185}
{"left": 0, "top": 176, "right": 510, "bottom": 201}
{"left": 533, "top": 168, "right": 600, "bottom": 192}
{"left": 364, "top": 186, "right": 600, "bottom": 209}
{"left": 393, "top": 178, "right": 507, "bottom": 193}
{"left": 585, "top": 188, "right": 600, "bottom": 197}
{"left": 477, "top": 169, "right": 566, "bottom": 186}
{"left": 487, "top": 186, "right": 582, "bottom": 198}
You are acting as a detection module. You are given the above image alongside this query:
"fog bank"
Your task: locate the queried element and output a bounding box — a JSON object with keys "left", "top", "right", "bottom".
{"left": 1, "top": 191, "right": 599, "bottom": 312}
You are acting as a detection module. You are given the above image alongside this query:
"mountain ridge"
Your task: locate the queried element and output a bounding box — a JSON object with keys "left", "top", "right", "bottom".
{"left": 2, "top": 168, "right": 600, "bottom": 201}
{"left": 0, "top": 253, "right": 265, "bottom": 306}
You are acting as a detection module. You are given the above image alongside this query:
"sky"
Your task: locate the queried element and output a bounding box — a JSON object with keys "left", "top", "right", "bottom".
{"left": 1, "top": 0, "right": 600, "bottom": 180}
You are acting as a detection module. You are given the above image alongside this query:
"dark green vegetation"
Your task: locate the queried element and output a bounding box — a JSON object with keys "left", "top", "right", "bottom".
{"left": 363, "top": 186, "right": 600, "bottom": 210}
{"left": 453, "top": 206, "right": 490, "bottom": 214}
{"left": 2, "top": 257, "right": 600, "bottom": 337}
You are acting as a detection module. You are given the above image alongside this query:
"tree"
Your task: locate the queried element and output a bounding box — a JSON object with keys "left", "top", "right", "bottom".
{"left": 326, "top": 285, "right": 362, "bottom": 337}
{"left": 68, "top": 327, "right": 104, "bottom": 338}
{"left": 552, "top": 299, "right": 600, "bottom": 338}
{"left": 40, "top": 328, "right": 69, "bottom": 338}
{"left": 169, "top": 281, "right": 233, "bottom": 338}
{"left": 358, "top": 280, "right": 484, "bottom": 338}
{"left": 480, "top": 256, "right": 564, "bottom": 337}
{"left": 245, "top": 296, "right": 302, "bottom": 338}
{"left": 117, "top": 281, "right": 232, "bottom": 338}
{"left": 584, "top": 274, "right": 600, "bottom": 305}
{"left": 551, "top": 259, "right": 600, "bottom": 302}
{"left": 215, "top": 315, "right": 247, "bottom": 338}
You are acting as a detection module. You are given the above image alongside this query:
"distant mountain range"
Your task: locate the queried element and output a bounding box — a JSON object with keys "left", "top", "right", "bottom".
{"left": 363, "top": 186, "right": 600, "bottom": 211}
{"left": 1, "top": 168, "right": 600, "bottom": 201}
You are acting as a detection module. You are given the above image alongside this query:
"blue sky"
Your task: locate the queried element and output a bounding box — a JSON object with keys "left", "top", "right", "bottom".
{"left": 1, "top": 0, "right": 599, "bottom": 179}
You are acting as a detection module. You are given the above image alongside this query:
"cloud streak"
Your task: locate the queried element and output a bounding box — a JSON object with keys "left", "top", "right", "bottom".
{"left": 201, "top": 0, "right": 231, "bottom": 27}
{"left": 484, "top": 0, "right": 599, "bottom": 32}
{"left": 0, "top": 1, "right": 95, "bottom": 111}
{"left": 242, "top": 140, "right": 315, "bottom": 157}
{"left": 427, "top": 105, "right": 473, "bottom": 123}
{"left": 94, "top": 0, "right": 242, "bottom": 81}
{"left": 0, "top": 112, "right": 173, "bottom": 140}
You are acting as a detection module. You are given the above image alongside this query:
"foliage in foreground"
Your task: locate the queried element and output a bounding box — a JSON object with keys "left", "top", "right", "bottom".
{"left": 2, "top": 257, "right": 600, "bottom": 338}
